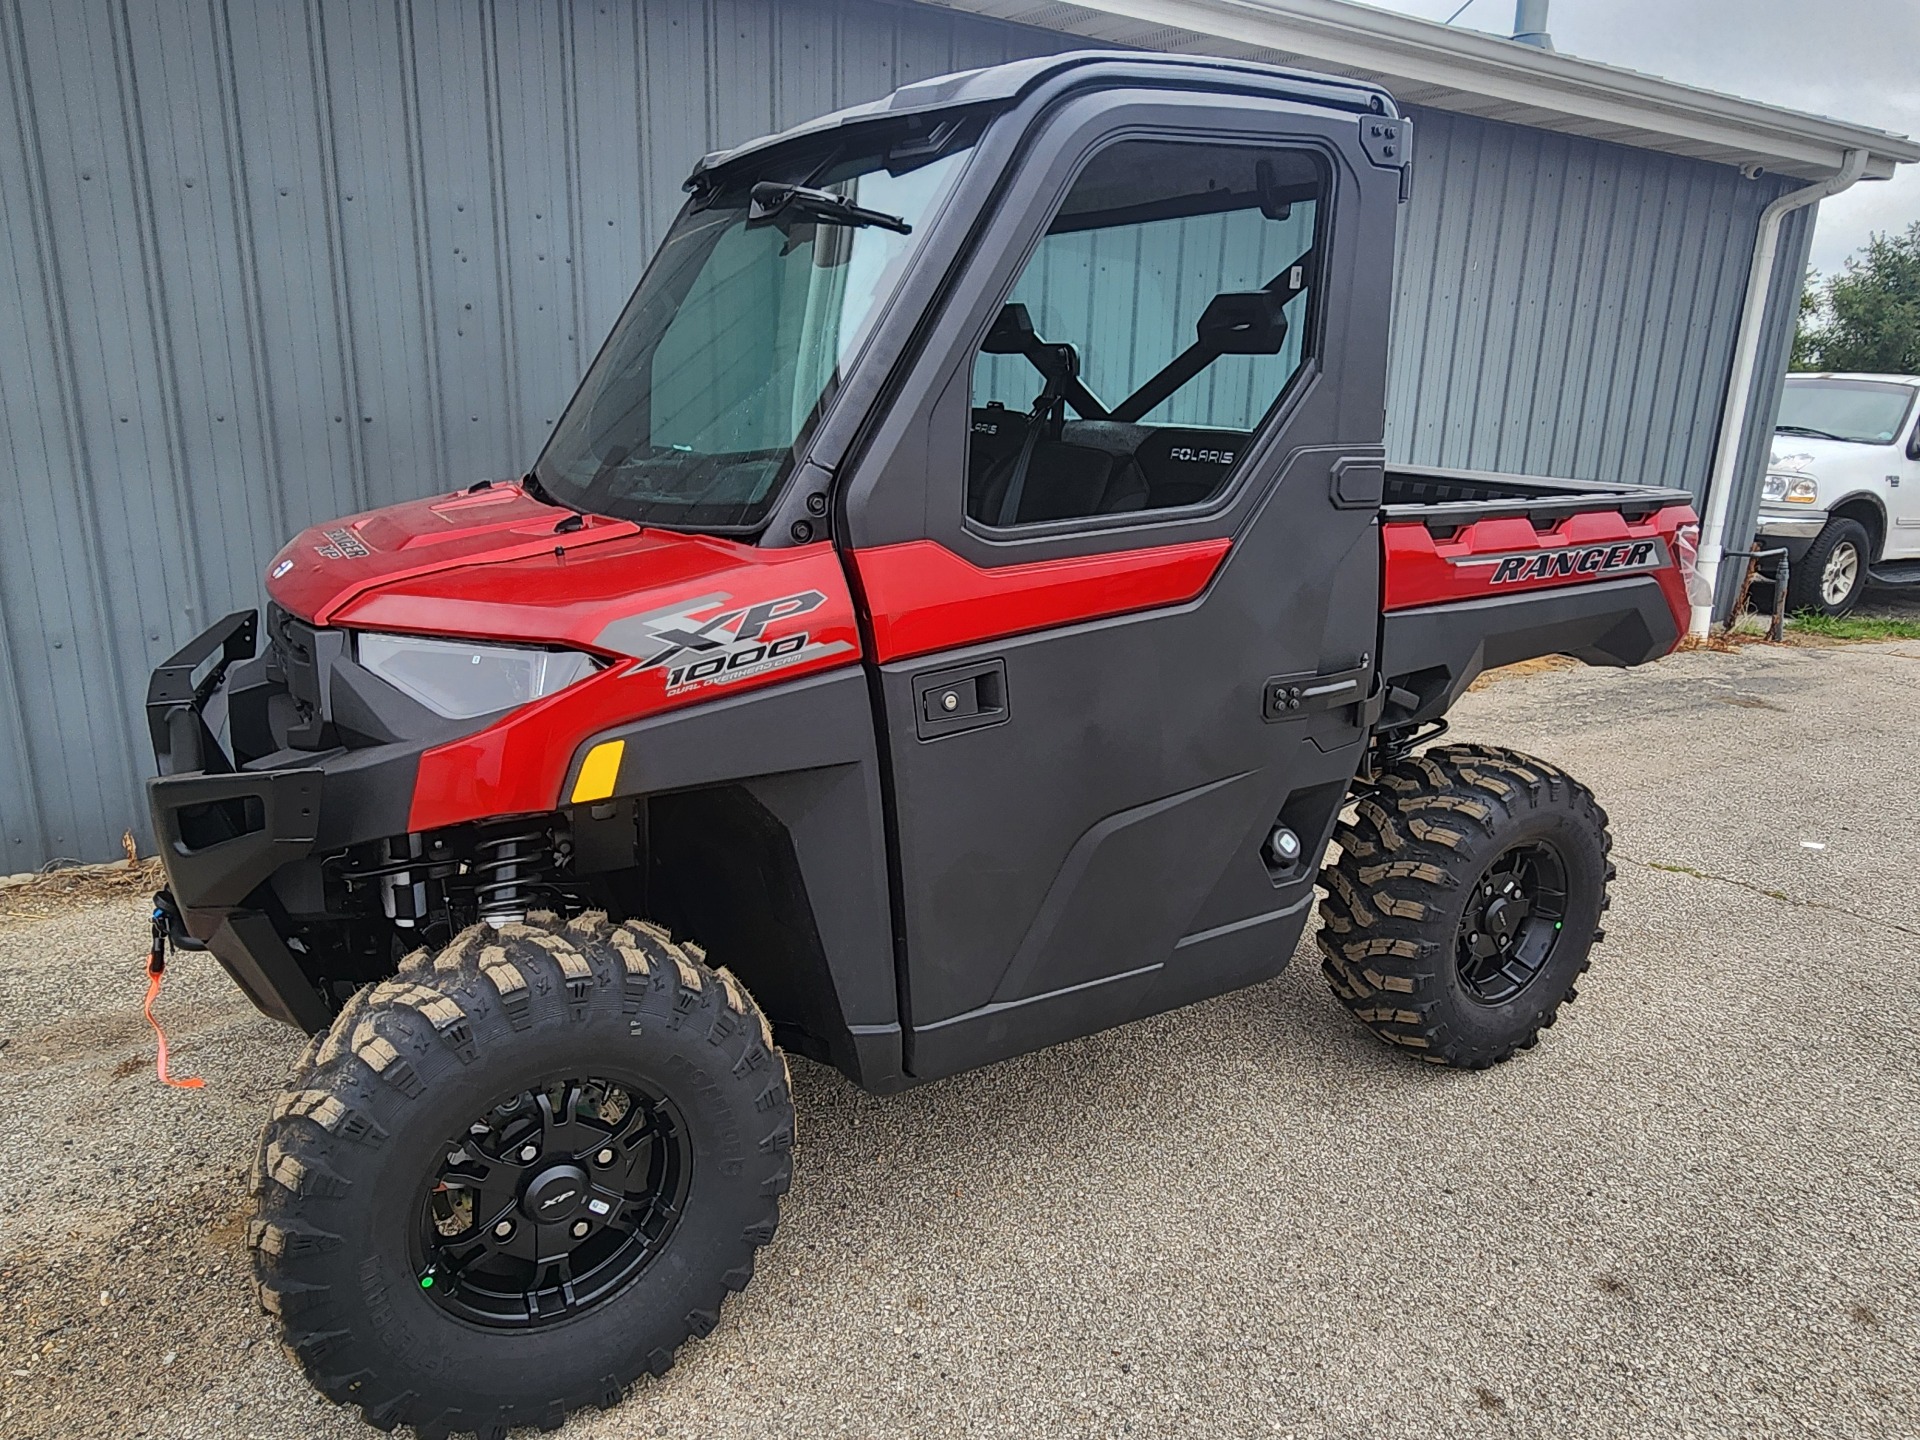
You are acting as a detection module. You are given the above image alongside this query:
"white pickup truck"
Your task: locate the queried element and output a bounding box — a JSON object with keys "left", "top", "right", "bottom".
{"left": 1757, "top": 372, "right": 1920, "bottom": 615}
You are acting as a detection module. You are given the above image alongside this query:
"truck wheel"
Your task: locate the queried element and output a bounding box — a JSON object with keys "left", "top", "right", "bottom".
{"left": 1316, "top": 744, "right": 1612, "bottom": 1069}
{"left": 249, "top": 911, "right": 793, "bottom": 1437}
{"left": 1785, "top": 515, "right": 1869, "bottom": 616}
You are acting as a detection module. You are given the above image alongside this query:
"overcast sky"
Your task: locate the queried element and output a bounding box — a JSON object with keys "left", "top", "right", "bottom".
{"left": 1354, "top": 0, "right": 1920, "bottom": 277}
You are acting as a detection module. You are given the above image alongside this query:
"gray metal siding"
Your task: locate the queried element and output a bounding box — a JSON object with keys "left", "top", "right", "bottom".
{"left": 1387, "top": 104, "right": 1798, "bottom": 495}
{"left": 0, "top": 1, "right": 1805, "bottom": 868}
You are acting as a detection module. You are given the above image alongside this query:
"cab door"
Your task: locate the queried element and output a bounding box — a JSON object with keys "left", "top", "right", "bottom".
{"left": 840, "top": 86, "right": 1405, "bottom": 1079}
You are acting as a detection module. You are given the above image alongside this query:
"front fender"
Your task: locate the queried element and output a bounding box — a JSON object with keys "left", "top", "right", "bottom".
{"left": 563, "top": 668, "right": 904, "bottom": 1092}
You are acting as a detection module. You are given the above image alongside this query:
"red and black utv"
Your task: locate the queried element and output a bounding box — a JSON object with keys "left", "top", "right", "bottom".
{"left": 145, "top": 53, "right": 1700, "bottom": 1436}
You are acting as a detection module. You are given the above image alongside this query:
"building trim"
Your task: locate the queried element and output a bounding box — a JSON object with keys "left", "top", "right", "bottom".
{"left": 922, "top": 0, "right": 1920, "bottom": 180}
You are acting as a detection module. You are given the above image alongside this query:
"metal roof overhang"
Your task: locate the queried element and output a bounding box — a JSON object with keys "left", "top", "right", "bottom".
{"left": 924, "top": 0, "right": 1920, "bottom": 181}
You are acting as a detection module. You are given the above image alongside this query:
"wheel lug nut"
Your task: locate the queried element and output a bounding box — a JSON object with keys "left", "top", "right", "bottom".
{"left": 571, "top": 1219, "right": 590, "bottom": 1239}
{"left": 518, "top": 1144, "right": 539, "bottom": 1162}
{"left": 595, "top": 1148, "right": 615, "bottom": 1166}
{"left": 494, "top": 1219, "right": 514, "bottom": 1239}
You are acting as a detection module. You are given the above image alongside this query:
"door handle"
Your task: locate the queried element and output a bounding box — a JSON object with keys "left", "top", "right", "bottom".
{"left": 1263, "top": 662, "right": 1371, "bottom": 722}
{"left": 913, "top": 658, "right": 1009, "bottom": 740}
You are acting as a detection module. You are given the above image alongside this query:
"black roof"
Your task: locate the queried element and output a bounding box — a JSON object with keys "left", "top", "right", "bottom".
{"left": 684, "top": 50, "right": 1396, "bottom": 188}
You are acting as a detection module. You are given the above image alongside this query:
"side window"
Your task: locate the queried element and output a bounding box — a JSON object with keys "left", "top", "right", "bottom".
{"left": 966, "top": 139, "right": 1323, "bottom": 528}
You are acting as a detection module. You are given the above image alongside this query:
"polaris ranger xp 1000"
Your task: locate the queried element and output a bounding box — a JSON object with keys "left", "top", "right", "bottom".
{"left": 145, "top": 54, "right": 1702, "bottom": 1436}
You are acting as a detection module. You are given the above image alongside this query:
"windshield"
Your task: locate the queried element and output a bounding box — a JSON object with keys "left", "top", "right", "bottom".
{"left": 1776, "top": 377, "right": 1916, "bottom": 445}
{"left": 533, "top": 138, "right": 973, "bottom": 529}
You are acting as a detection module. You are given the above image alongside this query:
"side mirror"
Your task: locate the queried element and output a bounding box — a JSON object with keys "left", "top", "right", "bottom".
{"left": 1194, "top": 290, "right": 1289, "bottom": 356}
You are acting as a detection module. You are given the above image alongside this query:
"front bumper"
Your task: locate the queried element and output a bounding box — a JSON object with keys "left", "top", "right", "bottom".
{"left": 146, "top": 611, "right": 333, "bottom": 1028}
{"left": 146, "top": 609, "right": 463, "bottom": 1031}
{"left": 1752, "top": 508, "right": 1826, "bottom": 570}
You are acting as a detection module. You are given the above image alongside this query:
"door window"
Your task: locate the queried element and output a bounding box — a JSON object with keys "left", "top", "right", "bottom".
{"left": 967, "top": 139, "right": 1324, "bottom": 527}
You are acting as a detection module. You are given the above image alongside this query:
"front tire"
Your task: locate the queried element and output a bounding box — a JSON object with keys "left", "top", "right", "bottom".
{"left": 1316, "top": 744, "right": 1613, "bottom": 1069}
{"left": 1785, "top": 515, "right": 1870, "bottom": 617}
{"left": 249, "top": 912, "right": 793, "bottom": 1437}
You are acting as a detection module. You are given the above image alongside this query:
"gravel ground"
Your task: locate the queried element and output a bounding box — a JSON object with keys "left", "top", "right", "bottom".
{"left": 1, "top": 636, "right": 1915, "bottom": 1440}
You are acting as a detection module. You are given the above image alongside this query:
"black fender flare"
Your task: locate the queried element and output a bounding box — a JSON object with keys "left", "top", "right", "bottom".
{"left": 562, "top": 667, "right": 904, "bottom": 1091}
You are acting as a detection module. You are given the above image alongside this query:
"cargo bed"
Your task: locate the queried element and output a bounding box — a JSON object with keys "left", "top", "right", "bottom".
{"left": 1374, "top": 465, "right": 1699, "bottom": 727}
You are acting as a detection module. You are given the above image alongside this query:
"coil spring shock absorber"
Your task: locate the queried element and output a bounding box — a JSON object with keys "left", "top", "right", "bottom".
{"left": 473, "top": 827, "right": 552, "bottom": 927}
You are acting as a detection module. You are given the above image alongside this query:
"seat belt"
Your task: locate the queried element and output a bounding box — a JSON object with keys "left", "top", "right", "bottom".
{"left": 996, "top": 375, "right": 1068, "bottom": 527}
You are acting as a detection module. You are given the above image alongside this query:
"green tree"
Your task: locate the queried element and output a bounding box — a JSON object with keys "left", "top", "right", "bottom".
{"left": 1789, "top": 267, "right": 1823, "bottom": 370}
{"left": 1793, "top": 221, "right": 1920, "bottom": 373}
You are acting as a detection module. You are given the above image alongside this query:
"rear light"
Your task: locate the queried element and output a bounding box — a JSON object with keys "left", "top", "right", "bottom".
{"left": 1673, "top": 521, "right": 1712, "bottom": 608}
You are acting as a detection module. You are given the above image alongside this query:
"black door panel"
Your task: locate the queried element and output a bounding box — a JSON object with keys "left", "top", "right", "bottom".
{"left": 902, "top": 763, "right": 1262, "bottom": 1078}
{"left": 840, "top": 89, "right": 1401, "bottom": 1081}
{"left": 881, "top": 447, "right": 1381, "bottom": 1078}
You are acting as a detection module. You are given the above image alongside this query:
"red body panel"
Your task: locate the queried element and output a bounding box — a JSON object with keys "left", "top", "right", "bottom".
{"left": 851, "top": 537, "right": 1232, "bottom": 664}
{"left": 1381, "top": 502, "right": 1697, "bottom": 642}
{"left": 264, "top": 481, "right": 861, "bottom": 830}
{"left": 264, "top": 476, "right": 1692, "bottom": 834}
{"left": 326, "top": 525, "right": 837, "bottom": 655}
{"left": 405, "top": 541, "right": 860, "bottom": 830}
{"left": 267, "top": 484, "right": 643, "bottom": 630}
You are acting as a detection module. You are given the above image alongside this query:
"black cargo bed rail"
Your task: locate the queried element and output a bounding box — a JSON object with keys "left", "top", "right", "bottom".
{"left": 1382, "top": 463, "right": 1695, "bottom": 530}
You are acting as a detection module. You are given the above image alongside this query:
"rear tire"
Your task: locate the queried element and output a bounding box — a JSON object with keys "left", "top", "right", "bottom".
{"left": 1785, "top": 515, "right": 1870, "bottom": 617}
{"left": 1316, "top": 744, "right": 1613, "bottom": 1069}
{"left": 249, "top": 911, "right": 793, "bottom": 1437}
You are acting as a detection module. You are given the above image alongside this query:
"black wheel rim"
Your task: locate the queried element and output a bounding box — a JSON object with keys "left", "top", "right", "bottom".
{"left": 412, "top": 1076, "right": 691, "bottom": 1328}
{"left": 1455, "top": 840, "right": 1570, "bottom": 1005}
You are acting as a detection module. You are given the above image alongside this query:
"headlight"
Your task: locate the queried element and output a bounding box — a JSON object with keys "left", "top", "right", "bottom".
{"left": 355, "top": 632, "right": 599, "bottom": 719}
{"left": 1761, "top": 473, "right": 1818, "bottom": 503}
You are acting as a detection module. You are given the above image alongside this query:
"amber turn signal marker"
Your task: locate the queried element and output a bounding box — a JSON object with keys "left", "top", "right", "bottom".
{"left": 570, "top": 739, "right": 625, "bottom": 803}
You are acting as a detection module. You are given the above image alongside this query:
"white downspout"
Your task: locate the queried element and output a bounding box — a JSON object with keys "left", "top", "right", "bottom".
{"left": 1689, "top": 147, "right": 1869, "bottom": 637}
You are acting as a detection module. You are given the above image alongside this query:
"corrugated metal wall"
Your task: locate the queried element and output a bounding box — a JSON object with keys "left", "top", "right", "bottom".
{"left": 0, "top": 0, "right": 1808, "bottom": 869}
{"left": 1387, "top": 105, "right": 1809, "bottom": 493}
{"left": 1386, "top": 104, "right": 1813, "bottom": 616}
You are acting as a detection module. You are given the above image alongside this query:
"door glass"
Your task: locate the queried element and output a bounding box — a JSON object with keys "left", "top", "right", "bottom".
{"left": 967, "top": 140, "right": 1324, "bottom": 527}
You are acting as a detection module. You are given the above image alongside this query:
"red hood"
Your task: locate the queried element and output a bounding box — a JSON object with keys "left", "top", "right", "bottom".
{"left": 266, "top": 486, "right": 867, "bottom": 832}
{"left": 264, "top": 484, "right": 812, "bottom": 653}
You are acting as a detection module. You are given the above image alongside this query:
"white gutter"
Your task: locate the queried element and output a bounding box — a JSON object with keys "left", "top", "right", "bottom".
{"left": 1688, "top": 147, "right": 1868, "bottom": 637}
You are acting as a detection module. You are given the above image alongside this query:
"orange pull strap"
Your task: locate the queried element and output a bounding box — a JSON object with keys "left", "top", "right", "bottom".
{"left": 143, "top": 951, "right": 205, "bottom": 1090}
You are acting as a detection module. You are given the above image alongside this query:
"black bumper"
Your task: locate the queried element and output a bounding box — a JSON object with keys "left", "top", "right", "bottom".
{"left": 148, "top": 762, "right": 330, "bottom": 1032}
{"left": 146, "top": 611, "right": 335, "bottom": 1030}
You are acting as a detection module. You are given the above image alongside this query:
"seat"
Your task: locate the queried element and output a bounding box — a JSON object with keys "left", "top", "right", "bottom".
{"left": 971, "top": 421, "right": 1152, "bottom": 525}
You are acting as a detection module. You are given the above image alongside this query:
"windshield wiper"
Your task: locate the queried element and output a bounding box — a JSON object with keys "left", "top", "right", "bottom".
{"left": 747, "top": 181, "right": 910, "bottom": 235}
{"left": 1775, "top": 424, "right": 1852, "bottom": 442}
{"left": 521, "top": 469, "right": 583, "bottom": 515}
